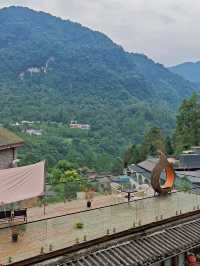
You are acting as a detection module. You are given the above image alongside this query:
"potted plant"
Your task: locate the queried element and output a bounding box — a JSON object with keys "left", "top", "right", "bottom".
{"left": 75, "top": 222, "right": 84, "bottom": 229}
{"left": 8, "top": 257, "right": 12, "bottom": 263}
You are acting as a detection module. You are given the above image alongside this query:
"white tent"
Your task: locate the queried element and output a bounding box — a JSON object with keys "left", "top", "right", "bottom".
{"left": 0, "top": 161, "right": 45, "bottom": 205}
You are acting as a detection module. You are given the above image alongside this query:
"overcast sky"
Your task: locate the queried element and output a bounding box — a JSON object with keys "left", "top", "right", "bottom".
{"left": 0, "top": 0, "right": 199, "bottom": 66}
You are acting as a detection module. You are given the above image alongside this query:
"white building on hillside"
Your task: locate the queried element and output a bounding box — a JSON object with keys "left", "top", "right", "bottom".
{"left": 69, "top": 121, "right": 90, "bottom": 130}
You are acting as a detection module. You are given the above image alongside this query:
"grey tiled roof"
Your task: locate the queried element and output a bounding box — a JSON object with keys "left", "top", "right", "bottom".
{"left": 61, "top": 217, "right": 200, "bottom": 266}
{"left": 128, "top": 164, "right": 151, "bottom": 179}
{"left": 138, "top": 159, "right": 158, "bottom": 172}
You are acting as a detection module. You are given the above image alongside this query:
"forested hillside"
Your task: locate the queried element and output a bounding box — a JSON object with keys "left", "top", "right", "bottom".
{"left": 0, "top": 6, "right": 198, "bottom": 170}
{"left": 169, "top": 61, "right": 200, "bottom": 83}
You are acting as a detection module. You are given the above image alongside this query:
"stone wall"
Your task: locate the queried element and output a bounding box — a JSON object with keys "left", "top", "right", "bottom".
{"left": 0, "top": 148, "right": 15, "bottom": 169}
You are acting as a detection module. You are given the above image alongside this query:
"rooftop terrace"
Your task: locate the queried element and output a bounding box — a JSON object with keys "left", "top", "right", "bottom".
{"left": 0, "top": 191, "right": 200, "bottom": 265}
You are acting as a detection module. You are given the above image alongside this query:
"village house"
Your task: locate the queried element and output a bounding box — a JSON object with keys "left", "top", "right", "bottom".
{"left": 69, "top": 120, "right": 90, "bottom": 130}
{"left": 175, "top": 147, "right": 200, "bottom": 170}
{"left": 126, "top": 147, "right": 200, "bottom": 189}
{"left": 25, "top": 128, "right": 43, "bottom": 136}
{"left": 0, "top": 128, "right": 24, "bottom": 169}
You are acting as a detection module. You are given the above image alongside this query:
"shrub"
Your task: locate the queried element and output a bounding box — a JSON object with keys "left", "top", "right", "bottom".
{"left": 75, "top": 222, "right": 84, "bottom": 229}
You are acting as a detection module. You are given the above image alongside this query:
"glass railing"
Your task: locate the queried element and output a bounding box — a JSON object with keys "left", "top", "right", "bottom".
{"left": 0, "top": 191, "right": 200, "bottom": 265}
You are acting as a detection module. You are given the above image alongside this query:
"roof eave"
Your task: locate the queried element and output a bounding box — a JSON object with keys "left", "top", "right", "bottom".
{"left": 0, "top": 142, "right": 24, "bottom": 151}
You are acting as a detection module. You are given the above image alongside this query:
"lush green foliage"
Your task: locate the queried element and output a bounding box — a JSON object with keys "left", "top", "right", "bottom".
{"left": 47, "top": 159, "right": 91, "bottom": 200}
{"left": 11, "top": 123, "right": 124, "bottom": 172}
{"left": 123, "top": 127, "right": 174, "bottom": 166}
{"left": 174, "top": 93, "right": 200, "bottom": 153}
{"left": 140, "top": 127, "right": 165, "bottom": 157}
{"left": 0, "top": 7, "right": 198, "bottom": 172}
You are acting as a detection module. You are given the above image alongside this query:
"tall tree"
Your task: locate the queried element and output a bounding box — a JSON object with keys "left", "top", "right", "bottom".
{"left": 123, "top": 144, "right": 141, "bottom": 168}
{"left": 174, "top": 93, "right": 200, "bottom": 152}
{"left": 165, "top": 136, "right": 174, "bottom": 155}
{"left": 140, "top": 127, "right": 165, "bottom": 157}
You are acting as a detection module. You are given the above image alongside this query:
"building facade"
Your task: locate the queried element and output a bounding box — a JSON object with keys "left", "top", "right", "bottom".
{"left": 69, "top": 120, "right": 90, "bottom": 130}
{"left": 0, "top": 128, "right": 24, "bottom": 169}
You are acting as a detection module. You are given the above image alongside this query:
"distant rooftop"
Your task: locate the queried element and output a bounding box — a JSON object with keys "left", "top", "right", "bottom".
{"left": 0, "top": 128, "right": 24, "bottom": 150}
{"left": 127, "top": 164, "right": 151, "bottom": 179}
{"left": 69, "top": 120, "right": 90, "bottom": 129}
{"left": 178, "top": 147, "right": 200, "bottom": 170}
{"left": 138, "top": 158, "right": 158, "bottom": 172}
{"left": 182, "top": 150, "right": 193, "bottom": 154}
{"left": 137, "top": 148, "right": 200, "bottom": 172}
{"left": 176, "top": 170, "right": 200, "bottom": 183}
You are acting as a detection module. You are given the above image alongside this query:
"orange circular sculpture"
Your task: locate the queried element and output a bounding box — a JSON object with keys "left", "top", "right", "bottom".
{"left": 151, "top": 152, "right": 175, "bottom": 195}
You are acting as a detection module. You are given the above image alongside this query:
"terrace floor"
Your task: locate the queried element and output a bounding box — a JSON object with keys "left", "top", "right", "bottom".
{"left": 0, "top": 191, "right": 200, "bottom": 265}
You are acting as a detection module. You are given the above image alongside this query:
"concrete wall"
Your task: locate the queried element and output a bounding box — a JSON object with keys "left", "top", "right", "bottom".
{"left": 0, "top": 148, "right": 16, "bottom": 169}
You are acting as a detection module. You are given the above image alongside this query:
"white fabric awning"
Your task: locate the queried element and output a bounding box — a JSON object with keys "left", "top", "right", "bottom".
{"left": 0, "top": 161, "right": 45, "bottom": 205}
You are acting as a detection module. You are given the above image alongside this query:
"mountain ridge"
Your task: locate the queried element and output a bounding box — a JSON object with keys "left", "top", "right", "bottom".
{"left": 0, "top": 6, "right": 198, "bottom": 168}
{"left": 0, "top": 6, "right": 196, "bottom": 120}
{"left": 169, "top": 61, "right": 200, "bottom": 83}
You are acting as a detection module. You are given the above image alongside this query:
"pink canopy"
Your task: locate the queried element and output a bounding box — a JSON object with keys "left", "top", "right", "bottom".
{"left": 0, "top": 161, "right": 45, "bottom": 205}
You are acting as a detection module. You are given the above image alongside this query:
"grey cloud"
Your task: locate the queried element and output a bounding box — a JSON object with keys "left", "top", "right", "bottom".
{"left": 0, "top": 0, "right": 199, "bottom": 65}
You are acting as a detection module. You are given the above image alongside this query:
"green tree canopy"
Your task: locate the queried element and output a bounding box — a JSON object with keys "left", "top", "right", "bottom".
{"left": 174, "top": 93, "right": 200, "bottom": 152}
{"left": 140, "top": 127, "right": 165, "bottom": 158}
{"left": 50, "top": 160, "right": 91, "bottom": 200}
{"left": 165, "top": 136, "right": 174, "bottom": 155}
{"left": 123, "top": 144, "right": 142, "bottom": 168}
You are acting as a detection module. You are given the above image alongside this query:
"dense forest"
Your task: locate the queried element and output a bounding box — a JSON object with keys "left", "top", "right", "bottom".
{"left": 0, "top": 6, "right": 199, "bottom": 172}
{"left": 123, "top": 93, "right": 200, "bottom": 167}
{"left": 169, "top": 61, "right": 200, "bottom": 83}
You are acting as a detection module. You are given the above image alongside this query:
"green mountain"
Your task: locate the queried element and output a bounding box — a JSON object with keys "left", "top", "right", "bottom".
{"left": 169, "top": 61, "right": 200, "bottom": 83}
{"left": 0, "top": 6, "right": 197, "bottom": 169}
